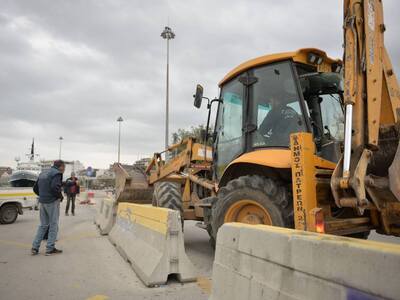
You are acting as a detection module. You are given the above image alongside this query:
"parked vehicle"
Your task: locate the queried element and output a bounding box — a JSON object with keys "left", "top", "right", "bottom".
{"left": 0, "top": 188, "right": 37, "bottom": 224}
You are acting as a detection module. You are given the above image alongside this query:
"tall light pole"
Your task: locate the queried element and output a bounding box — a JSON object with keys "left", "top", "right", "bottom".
{"left": 58, "top": 136, "right": 63, "bottom": 159}
{"left": 117, "top": 117, "right": 123, "bottom": 163}
{"left": 161, "top": 26, "right": 175, "bottom": 149}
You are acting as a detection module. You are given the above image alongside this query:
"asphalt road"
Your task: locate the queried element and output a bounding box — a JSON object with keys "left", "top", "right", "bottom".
{"left": 0, "top": 194, "right": 213, "bottom": 300}
{"left": 1, "top": 193, "right": 399, "bottom": 300}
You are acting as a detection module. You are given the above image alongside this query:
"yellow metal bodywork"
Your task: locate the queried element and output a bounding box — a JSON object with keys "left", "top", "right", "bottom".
{"left": 290, "top": 132, "right": 392, "bottom": 236}
{"left": 219, "top": 48, "right": 341, "bottom": 86}
{"left": 223, "top": 148, "right": 336, "bottom": 177}
{"left": 339, "top": 0, "right": 400, "bottom": 180}
{"left": 226, "top": 149, "right": 292, "bottom": 169}
{"left": 290, "top": 132, "right": 318, "bottom": 231}
{"left": 146, "top": 138, "right": 212, "bottom": 185}
{"left": 326, "top": 0, "right": 400, "bottom": 236}
{"left": 117, "top": 203, "right": 170, "bottom": 235}
{"left": 220, "top": 143, "right": 338, "bottom": 232}
{"left": 192, "top": 143, "right": 213, "bottom": 161}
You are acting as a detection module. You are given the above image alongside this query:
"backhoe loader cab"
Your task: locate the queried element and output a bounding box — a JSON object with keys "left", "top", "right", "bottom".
{"left": 192, "top": 48, "right": 352, "bottom": 241}
{"left": 209, "top": 49, "right": 344, "bottom": 183}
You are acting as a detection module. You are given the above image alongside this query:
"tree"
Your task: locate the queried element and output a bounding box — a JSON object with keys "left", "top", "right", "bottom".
{"left": 171, "top": 125, "right": 213, "bottom": 145}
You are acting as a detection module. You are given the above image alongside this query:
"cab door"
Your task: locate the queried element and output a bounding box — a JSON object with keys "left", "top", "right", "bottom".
{"left": 214, "top": 76, "right": 245, "bottom": 179}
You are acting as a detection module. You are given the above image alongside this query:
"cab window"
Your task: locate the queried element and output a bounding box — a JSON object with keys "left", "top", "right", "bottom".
{"left": 251, "top": 61, "right": 306, "bottom": 148}
{"left": 214, "top": 77, "right": 244, "bottom": 179}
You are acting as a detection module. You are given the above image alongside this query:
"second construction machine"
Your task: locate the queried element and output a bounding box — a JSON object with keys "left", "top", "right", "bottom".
{"left": 115, "top": 0, "right": 400, "bottom": 244}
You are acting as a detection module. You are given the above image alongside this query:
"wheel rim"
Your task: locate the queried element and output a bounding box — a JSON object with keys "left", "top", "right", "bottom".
{"left": 224, "top": 199, "right": 272, "bottom": 225}
{"left": 3, "top": 207, "right": 17, "bottom": 222}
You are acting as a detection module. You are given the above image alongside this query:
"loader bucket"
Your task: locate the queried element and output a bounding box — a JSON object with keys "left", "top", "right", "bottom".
{"left": 113, "top": 163, "right": 153, "bottom": 204}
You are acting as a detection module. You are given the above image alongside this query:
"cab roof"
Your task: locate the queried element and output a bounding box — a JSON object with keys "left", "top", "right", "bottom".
{"left": 219, "top": 48, "right": 341, "bottom": 86}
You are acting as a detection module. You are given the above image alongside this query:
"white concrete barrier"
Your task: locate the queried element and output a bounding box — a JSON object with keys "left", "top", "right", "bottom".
{"left": 211, "top": 223, "right": 400, "bottom": 300}
{"left": 94, "top": 196, "right": 117, "bottom": 235}
{"left": 108, "top": 203, "right": 196, "bottom": 287}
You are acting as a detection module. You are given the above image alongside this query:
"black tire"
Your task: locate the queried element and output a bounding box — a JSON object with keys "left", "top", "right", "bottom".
{"left": 153, "top": 182, "right": 184, "bottom": 228}
{"left": 211, "top": 175, "right": 293, "bottom": 244}
{"left": 0, "top": 204, "right": 19, "bottom": 224}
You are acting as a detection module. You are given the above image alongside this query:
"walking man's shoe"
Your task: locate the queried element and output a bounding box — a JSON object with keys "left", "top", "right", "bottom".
{"left": 72, "top": 213, "right": 75, "bottom": 216}
{"left": 65, "top": 213, "right": 69, "bottom": 216}
{"left": 45, "top": 248, "right": 63, "bottom": 256}
{"left": 31, "top": 248, "right": 39, "bottom": 255}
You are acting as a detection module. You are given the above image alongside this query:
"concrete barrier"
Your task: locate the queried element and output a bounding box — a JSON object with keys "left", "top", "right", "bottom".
{"left": 211, "top": 223, "right": 400, "bottom": 300}
{"left": 94, "top": 196, "right": 117, "bottom": 235}
{"left": 108, "top": 203, "right": 196, "bottom": 287}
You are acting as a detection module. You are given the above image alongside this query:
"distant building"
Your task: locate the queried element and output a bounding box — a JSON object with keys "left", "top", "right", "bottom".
{"left": 134, "top": 158, "right": 151, "bottom": 170}
{"left": 96, "top": 168, "right": 114, "bottom": 178}
{"left": 0, "top": 166, "right": 12, "bottom": 177}
{"left": 0, "top": 169, "right": 11, "bottom": 186}
{"left": 118, "top": 164, "right": 136, "bottom": 172}
{"left": 109, "top": 158, "right": 151, "bottom": 172}
{"left": 40, "top": 160, "right": 85, "bottom": 177}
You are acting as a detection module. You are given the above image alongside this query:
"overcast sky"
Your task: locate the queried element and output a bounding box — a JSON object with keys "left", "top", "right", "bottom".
{"left": 0, "top": 0, "right": 398, "bottom": 169}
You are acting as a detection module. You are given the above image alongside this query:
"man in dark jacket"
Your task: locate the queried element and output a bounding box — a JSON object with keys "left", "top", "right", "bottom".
{"left": 31, "top": 160, "right": 65, "bottom": 256}
{"left": 258, "top": 95, "right": 302, "bottom": 146}
{"left": 64, "top": 172, "right": 80, "bottom": 216}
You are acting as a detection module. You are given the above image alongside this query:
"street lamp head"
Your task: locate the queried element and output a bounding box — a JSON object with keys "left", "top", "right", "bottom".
{"left": 161, "top": 26, "right": 175, "bottom": 40}
{"left": 117, "top": 116, "right": 123, "bottom": 122}
{"left": 59, "top": 136, "right": 63, "bottom": 140}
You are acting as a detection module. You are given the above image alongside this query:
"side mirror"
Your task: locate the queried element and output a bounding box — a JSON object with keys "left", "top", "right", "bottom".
{"left": 193, "top": 84, "right": 204, "bottom": 108}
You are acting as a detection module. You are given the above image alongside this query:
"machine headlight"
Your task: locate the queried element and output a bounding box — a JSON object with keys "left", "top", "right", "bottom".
{"left": 307, "top": 53, "right": 324, "bottom": 65}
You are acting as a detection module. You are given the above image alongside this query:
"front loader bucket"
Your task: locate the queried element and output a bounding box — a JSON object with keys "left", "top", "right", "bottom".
{"left": 113, "top": 163, "right": 153, "bottom": 204}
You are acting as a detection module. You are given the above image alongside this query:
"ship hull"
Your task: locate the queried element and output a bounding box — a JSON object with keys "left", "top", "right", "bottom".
{"left": 9, "top": 171, "right": 38, "bottom": 187}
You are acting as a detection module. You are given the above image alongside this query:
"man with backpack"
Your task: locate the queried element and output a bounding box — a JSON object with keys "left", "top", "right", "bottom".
{"left": 64, "top": 172, "right": 80, "bottom": 216}
{"left": 31, "top": 160, "right": 65, "bottom": 256}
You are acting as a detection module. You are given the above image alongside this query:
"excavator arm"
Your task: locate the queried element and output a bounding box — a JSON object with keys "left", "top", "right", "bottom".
{"left": 331, "top": 0, "right": 400, "bottom": 234}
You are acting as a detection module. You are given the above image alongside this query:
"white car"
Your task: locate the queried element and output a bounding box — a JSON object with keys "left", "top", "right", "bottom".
{"left": 0, "top": 188, "right": 37, "bottom": 224}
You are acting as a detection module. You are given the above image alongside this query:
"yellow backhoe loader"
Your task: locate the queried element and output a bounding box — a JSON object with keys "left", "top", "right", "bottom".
{"left": 115, "top": 0, "right": 399, "bottom": 244}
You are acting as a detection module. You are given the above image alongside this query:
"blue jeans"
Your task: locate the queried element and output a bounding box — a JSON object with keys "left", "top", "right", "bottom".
{"left": 32, "top": 200, "right": 60, "bottom": 251}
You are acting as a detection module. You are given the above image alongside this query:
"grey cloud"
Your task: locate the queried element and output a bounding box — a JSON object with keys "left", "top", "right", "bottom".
{"left": 0, "top": 0, "right": 398, "bottom": 168}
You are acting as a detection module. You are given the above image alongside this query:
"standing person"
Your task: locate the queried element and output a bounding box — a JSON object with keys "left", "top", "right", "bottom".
{"left": 31, "top": 160, "right": 65, "bottom": 256}
{"left": 258, "top": 95, "right": 301, "bottom": 146}
{"left": 64, "top": 172, "right": 80, "bottom": 216}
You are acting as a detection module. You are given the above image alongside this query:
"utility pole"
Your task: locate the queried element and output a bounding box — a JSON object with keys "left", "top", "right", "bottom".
{"left": 161, "top": 26, "right": 175, "bottom": 149}
{"left": 59, "top": 136, "right": 63, "bottom": 159}
{"left": 117, "top": 117, "right": 123, "bottom": 163}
